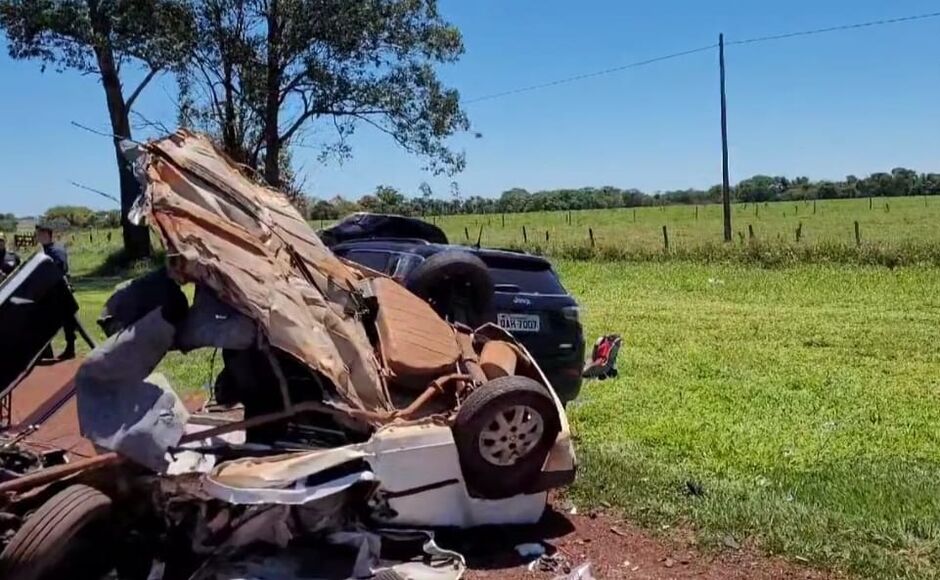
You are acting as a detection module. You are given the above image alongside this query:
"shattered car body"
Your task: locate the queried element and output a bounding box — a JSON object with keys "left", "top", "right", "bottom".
{"left": 114, "top": 130, "right": 575, "bottom": 488}
{"left": 0, "top": 131, "right": 578, "bottom": 578}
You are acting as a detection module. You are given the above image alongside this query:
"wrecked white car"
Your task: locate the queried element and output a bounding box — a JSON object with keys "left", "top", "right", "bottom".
{"left": 0, "top": 131, "right": 575, "bottom": 580}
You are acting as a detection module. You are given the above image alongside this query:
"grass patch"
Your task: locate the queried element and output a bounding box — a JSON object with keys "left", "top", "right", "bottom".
{"left": 560, "top": 261, "right": 940, "bottom": 579}
{"left": 430, "top": 196, "right": 940, "bottom": 265}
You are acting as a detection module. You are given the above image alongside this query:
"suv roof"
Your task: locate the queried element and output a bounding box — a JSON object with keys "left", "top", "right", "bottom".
{"left": 333, "top": 238, "right": 553, "bottom": 270}
{"left": 320, "top": 213, "right": 448, "bottom": 246}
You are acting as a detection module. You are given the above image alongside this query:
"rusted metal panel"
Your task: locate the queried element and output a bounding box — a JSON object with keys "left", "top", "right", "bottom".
{"left": 133, "top": 131, "right": 390, "bottom": 413}
{"left": 8, "top": 359, "right": 96, "bottom": 460}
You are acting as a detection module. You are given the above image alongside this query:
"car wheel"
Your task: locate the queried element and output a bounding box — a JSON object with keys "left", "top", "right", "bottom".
{"left": 405, "top": 251, "right": 494, "bottom": 327}
{"left": 0, "top": 484, "right": 115, "bottom": 580}
{"left": 453, "top": 376, "right": 561, "bottom": 499}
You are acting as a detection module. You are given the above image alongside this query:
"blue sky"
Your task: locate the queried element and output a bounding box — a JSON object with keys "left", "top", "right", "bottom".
{"left": 1, "top": 0, "right": 939, "bottom": 216}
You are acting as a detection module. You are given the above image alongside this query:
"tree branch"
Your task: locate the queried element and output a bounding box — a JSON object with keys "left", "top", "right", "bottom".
{"left": 126, "top": 66, "right": 159, "bottom": 111}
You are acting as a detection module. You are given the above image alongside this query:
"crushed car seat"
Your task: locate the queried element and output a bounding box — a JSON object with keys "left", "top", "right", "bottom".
{"left": 370, "top": 277, "right": 460, "bottom": 386}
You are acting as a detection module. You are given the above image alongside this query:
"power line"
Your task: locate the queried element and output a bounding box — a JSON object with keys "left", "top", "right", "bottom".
{"left": 464, "top": 11, "right": 940, "bottom": 104}
{"left": 464, "top": 44, "right": 717, "bottom": 104}
{"left": 728, "top": 11, "right": 940, "bottom": 46}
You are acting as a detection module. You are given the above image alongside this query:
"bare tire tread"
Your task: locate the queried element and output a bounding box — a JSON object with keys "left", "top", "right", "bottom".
{"left": 0, "top": 484, "right": 112, "bottom": 580}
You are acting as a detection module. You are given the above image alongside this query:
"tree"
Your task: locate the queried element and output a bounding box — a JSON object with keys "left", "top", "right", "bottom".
{"left": 374, "top": 185, "right": 405, "bottom": 213}
{"left": 44, "top": 205, "right": 95, "bottom": 228}
{"left": 735, "top": 175, "right": 780, "bottom": 203}
{"left": 179, "top": 0, "right": 469, "bottom": 192}
{"left": 0, "top": 213, "right": 16, "bottom": 232}
{"left": 308, "top": 199, "right": 338, "bottom": 220}
{"left": 0, "top": 0, "right": 194, "bottom": 258}
{"left": 94, "top": 209, "right": 122, "bottom": 228}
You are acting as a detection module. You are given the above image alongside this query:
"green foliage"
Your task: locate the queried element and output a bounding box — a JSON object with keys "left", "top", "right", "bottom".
{"left": 0, "top": 212, "right": 15, "bottom": 232}
{"left": 178, "top": 0, "right": 469, "bottom": 188}
{"left": 305, "top": 167, "right": 940, "bottom": 218}
{"left": 43, "top": 205, "right": 95, "bottom": 228}
{"left": 0, "top": 0, "right": 193, "bottom": 75}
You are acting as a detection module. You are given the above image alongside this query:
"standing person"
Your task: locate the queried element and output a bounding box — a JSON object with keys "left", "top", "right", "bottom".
{"left": 36, "top": 224, "right": 76, "bottom": 359}
{"left": 0, "top": 234, "right": 20, "bottom": 278}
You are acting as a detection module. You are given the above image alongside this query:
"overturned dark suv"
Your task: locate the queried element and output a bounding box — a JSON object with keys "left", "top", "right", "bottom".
{"left": 322, "top": 213, "right": 585, "bottom": 404}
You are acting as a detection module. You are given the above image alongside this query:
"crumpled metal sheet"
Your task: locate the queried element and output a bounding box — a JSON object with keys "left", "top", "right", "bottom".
{"left": 128, "top": 131, "right": 390, "bottom": 413}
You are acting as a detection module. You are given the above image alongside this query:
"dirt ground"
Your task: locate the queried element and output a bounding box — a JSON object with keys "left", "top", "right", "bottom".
{"left": 452, "top": 505, "right": 843, "bottom": 580}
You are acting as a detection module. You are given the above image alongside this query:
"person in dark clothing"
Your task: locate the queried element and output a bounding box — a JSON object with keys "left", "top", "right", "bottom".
{"left": 36, "top": 224, "right": 76, "bottom": 360}
{"left": 0, "top": 234, "right": 20, "bottom": 278}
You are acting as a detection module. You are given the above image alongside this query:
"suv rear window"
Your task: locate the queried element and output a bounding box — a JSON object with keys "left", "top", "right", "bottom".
{"left": 486, "top": 265, "right": 566, "bottom": 294}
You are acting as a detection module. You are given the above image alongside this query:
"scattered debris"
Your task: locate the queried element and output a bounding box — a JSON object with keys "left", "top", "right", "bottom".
{"left": 552, "top": 562, "right": 594, "bottom": 579}
{"left": 723, "top": 534, "right": 742, "bottom": 550}
{"left": 609, "top": 526, "right": 628, "bottom": 537}
{"left": 515, "top": 542, "right": 546, "bottom": 559}
{"left": 582, "top": 334, "right": 622, "bottom": 380}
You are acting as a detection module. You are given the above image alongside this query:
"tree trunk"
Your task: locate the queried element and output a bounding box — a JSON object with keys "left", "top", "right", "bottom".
{"left": 263, "top": 0, "right": 282, "bottom": 187}
{"left": 88, "top": 0, "right": 150, "bottom": 259}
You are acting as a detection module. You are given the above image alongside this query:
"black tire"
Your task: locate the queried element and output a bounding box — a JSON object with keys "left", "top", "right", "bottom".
{"left": 406, "top": 251, "right": 494, "bottom": 327}
{"left": 453, "top": 376, "right": 561, "bottom": 499}
{"left": 0, "top": 484, "right": 114, "bottom": 580}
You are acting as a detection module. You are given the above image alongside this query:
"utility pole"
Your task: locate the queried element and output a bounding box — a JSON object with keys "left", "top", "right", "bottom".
{"left": 719, "top": 33, "right": 732, "bottom": 242}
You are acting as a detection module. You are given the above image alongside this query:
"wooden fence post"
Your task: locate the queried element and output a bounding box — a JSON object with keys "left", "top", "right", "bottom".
{"left": 464, "top": 226, "right": 469, "bottom": 241}
{"left": 662, "top": 225, "right": 669, "bottom": 251}
{"left": 545, "top": 230, "right": 550, "bottom": 242}
{"left": 502, "top": 214, "right": 505, "bottom": 227}
{"left": 869, "top": 197, "right": 873, "bottom": 210}
{"left": 796, "top": 222, "right": 803, "bottom": 242}
{"left": 477, "top": 225, "right": 484, "bottom": 246}
{"left": 884, "top": 202, "right": 890, "bottom": 213}
{"left": 794, "top": 204, "right": 798, "bottom": 215}
{"left": 522, "top": 225, "right": 527, "bottom": 243}
{"left": 748, "top": 224, "right": 755, "bottom": 240}
{"left": 755, "top": 205, "right": 759, "bottom": 218}
{"left": 695, "top": 206, "right": 699, "bottom": 220}
{"left": 633, "top": 209, "right": 636, "bottom": 223}
{"left": 854, "top": 221, "right": 861, "bottom": 246}
{"left": 813, "top": 200, "right": 817, "bottom": 214}
{"left": 737, "top": 231, "right": 744, "bottom": 243}
{"left": 588, "top": 228, "right": 595, "bottom": 248}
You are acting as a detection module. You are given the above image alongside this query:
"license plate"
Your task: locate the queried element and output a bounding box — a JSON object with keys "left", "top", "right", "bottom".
{"left": 497, "top": 313, "right": 541, "bottom": 333}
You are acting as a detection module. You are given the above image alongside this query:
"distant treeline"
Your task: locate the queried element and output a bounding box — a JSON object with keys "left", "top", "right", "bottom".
{"left": 0, "top": 207, "right": 123, "bottom": 231}
{"left": 307, "top": 168, "right": 940, "bottom": 219}
{"left": 18, "top": 168, "right": 940, "bottom": 227}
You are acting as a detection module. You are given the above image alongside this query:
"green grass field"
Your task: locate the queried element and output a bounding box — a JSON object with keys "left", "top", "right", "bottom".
{"left": 49, "top": 201, "right": 940, "bottom": 579}
{"left": 559, "top": 261, "right": 940, "bottom": 579}
{"left": 423, "top": 196, "right": 940, "bottom": 264}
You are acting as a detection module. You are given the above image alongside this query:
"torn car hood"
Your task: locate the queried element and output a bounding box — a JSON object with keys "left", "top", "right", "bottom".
{"left": 128, "top": 131, "right": 390, "bottom": 412}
